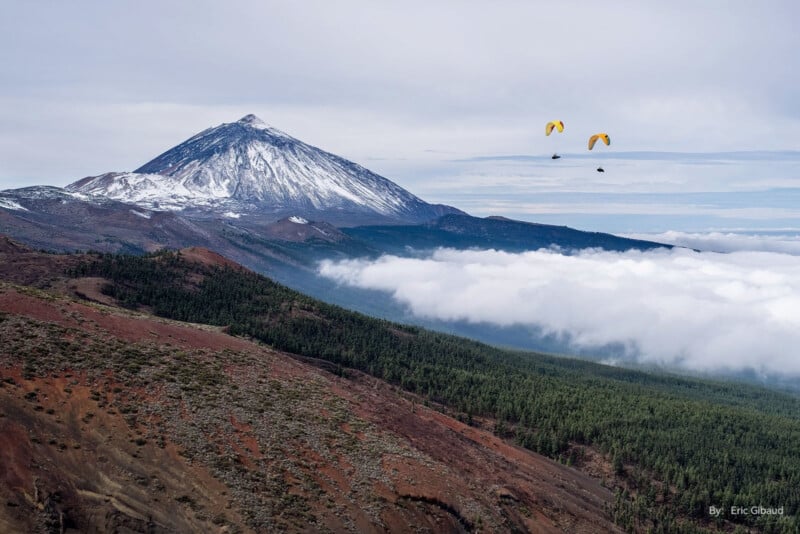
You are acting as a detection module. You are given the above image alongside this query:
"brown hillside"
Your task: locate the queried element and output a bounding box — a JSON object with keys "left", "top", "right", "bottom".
{"left": 0, "top": 249, "right": 621, "bottom": 533}
{"left": 0, "top": 235, "right": 32, "bottom": 254}
{"left": 179, "top": 247, "right": 245, "bottom": 271}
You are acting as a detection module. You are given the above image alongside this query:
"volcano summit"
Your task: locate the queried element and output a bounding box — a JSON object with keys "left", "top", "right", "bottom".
{"left": 68, "top": 114, "right": 460, "bottom": 225}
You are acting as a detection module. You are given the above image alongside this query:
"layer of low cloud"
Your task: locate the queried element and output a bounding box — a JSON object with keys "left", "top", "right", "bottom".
{"left": 625, "top": 231, "right": 800, "bottom": 255}
{"left": 319, "top": 247, "right": 800, "bottom": 377}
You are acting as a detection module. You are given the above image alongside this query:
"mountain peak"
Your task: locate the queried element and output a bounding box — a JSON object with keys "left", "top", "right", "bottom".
{"left": 238, "top": 114, "right": 268, "bottom": 128}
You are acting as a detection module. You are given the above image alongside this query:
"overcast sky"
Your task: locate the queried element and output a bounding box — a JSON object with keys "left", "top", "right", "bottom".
{"left": 2, "top": 1, "right": 800, "bottom": 231}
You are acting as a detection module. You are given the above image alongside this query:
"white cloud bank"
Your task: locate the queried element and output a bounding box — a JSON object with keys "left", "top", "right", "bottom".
{"left": 624, "top": 231, "right": 800, "bottom": 255}
{"left": 319, "top": 247, "right": 800, "bottom": 377}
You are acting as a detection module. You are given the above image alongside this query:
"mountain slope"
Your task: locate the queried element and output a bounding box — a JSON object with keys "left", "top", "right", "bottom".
{"left": 68, "top": 114, "right": 461, "bottom": 224}
{"left": 0, "top": 186, "right": 381, "bottom": 280}
{"left": 70, "top": 248, "right": 800, "bottom": 533}
{"left": 0, "top": 242, "right": 619, "bottom": 533}
{"left": 3, "top": 240, "right": 800, "bottom": 532}
{"left": 0, "top": 186, "right": 221, "bottom": 254}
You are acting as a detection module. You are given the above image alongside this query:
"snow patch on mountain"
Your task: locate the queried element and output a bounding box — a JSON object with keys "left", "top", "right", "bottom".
{"left": 0, "top": 198, "right": 29, "bottom": 211}
{"left": 311, "top": 225, "right": 329, "bottom": 236}
{"left": 289, "top": 216, "right": 308, "bottom": 224}
{"left": 130, "top": 209, "right": 152, "bottom": 219}
{"left": 67, "top": 172, "right": 230, "bottom": 211}
{"left": 238, "top": 113, "right": 289, "bottom": 135}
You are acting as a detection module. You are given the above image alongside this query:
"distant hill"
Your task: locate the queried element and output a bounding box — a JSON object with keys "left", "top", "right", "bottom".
{"left": 345, "top": 213, "right": 669, "bottom": 254}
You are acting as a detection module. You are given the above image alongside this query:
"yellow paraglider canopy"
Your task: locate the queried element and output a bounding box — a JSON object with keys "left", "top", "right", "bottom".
{"left": 588, "top": 133, "right": 610, "bottom": 150}
{"left": 545, "top": 120, "right": 565, "bottom": 136}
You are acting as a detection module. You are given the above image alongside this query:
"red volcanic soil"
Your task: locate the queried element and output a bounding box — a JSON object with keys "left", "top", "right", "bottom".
{"left": 0, "top": 289, "right": 253, "bottom": 352}
{"left": 0, "top": 249, "right": 622, "bottom": 533}
{"left": 0, "top": 241, "right": 88, "bottom": 288}
{"left": 333, "top": 371, "right": 617, "bottom": 533}
{"left": 0, "top": 235, "right": 32, "bottom": 254}
{"left": 0, "top": 371, "right": 243, "bottom": 534}
{"left": 178, "top": 246, "right": 245, "bottom": 271}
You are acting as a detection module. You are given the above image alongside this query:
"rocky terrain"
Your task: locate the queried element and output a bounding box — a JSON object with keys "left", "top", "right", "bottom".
{"left": 0, "top": 237, "right": 619, "bottom": 533}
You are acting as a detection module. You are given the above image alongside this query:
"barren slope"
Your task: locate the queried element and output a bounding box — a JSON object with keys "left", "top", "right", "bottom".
{"left": 0, "top": 242, "right": 619, "bottom": 533}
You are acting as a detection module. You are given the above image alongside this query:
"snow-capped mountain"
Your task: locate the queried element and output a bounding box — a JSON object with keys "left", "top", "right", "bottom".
{"left": 68, "top": 114, "right": 460, "bottom": 224}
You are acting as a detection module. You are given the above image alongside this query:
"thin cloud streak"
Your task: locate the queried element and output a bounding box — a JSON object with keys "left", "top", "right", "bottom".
{"left": 624, "top": 231, "right": 800, "bottom": 255}
{"left": 319, "top": 247, "right": 800, "bottom": 377}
